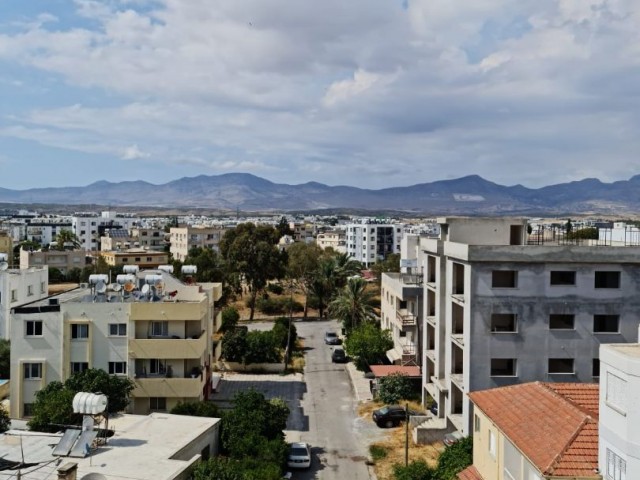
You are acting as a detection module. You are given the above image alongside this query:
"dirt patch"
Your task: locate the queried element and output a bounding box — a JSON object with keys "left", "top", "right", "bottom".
{"left": 48, "top": 283, "right": 78, "bottom": 294}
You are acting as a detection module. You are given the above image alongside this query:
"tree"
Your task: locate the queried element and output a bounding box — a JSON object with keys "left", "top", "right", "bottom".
{"left": 28, "top": 368, "right": 135, "bottom": 432}
{"left": 193, "top": 458, "right": 282, "bottom": 480}
{"left": 377, "top": 373, "right": 414, "bottom": 404}
{"left": 171, "top": 401, "right": 220, "bottom": 418}
{"left": 48, "top": 267, "right": 65, "bottom": 284}
{"left": 344, "top": 323, "right": 393, "bottom": 370}
{"left": 0, "top": 339, "right": 9, "bottom": 379}
{"left": 220, "top": 224, "right": 285, "bottom": 321}
{"left": 371, "top": 253, "right": 401, "bottom": 283}
{"left": 434, "top": 436, "right": 473, "bottom": 480}
{"left": 287, "top": 242, "right": 322, "bottom": 318}
{"left": 393, "top": 460, "right": 435, "bottom": 480}
{"left": 276, "top": 216, "right": 293, "bottom": 238}
{"left": 308, "top": 257, "right": 337, "bottom": 319}
{"left": 220, "top": 307, "right": 240, "bottom": 333}
{"left": 332, "top": 252, "right": 362, "bottom": 288}
{"left": 184, "top": 247, "right": 227, "bottom": 283}
{"left": 329, "top": 277, "right": 377, "bottom": 332}
{"left": 55, "top": 229, "right": 80, "bottom": 250}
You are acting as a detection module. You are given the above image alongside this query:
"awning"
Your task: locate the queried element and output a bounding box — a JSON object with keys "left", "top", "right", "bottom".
{"left": 385, "top": 348, "right": 402, "bottom": 363}
{"left": 370, "top": 365, "right": 421, "bottom": 378}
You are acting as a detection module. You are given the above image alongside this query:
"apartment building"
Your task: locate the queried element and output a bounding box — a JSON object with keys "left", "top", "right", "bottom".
{"left": 316, "top": 229, "right": 347, "bottom": 253}
{"left": 289, "top": 221, "right": 315, "bottom": 243}
{"left": 101, "top": 227, "right": 166, "bottom": 252}
{"left": 169, "top": 226, "right": 227, "bottom": 261}
{"left": 25, "top": 220, "right": 73, "bottom": 247}
{"left": 0, "top": 232, "right": 12, "bottom": 262}
{"left": 98, "top": 249, "right": 169, "bottom": 269}
{"left": 10, "top": 269, "right": 222, "bottom": 418}
{"left": 421, "top": 217, "right": 640, "bottom": 435}
{"left": 72, "top": 211, "right": 140, "bottom": 251}
{"left": 381, "top": 234, "right": 423, "bottom": 366}
{"left": 346, "top": 221, "right": 404, "bottom": 268}
{"left": 0, "top": 267, "right": 48, "bottom": 339}
{"left": 20, "top": 249, "right": 87, "bottom": 273}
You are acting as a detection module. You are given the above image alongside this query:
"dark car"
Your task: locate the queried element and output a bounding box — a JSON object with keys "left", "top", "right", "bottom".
{"left": 324, "top": 331, "right": 341, "bottom": 345}
{"left": 372, "top": 405, "right": 413, "bottom": 428}
{"left": 332, "top": 348, "right": 347, "bottom": 363}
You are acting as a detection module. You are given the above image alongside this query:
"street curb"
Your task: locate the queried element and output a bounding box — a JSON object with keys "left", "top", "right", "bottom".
{"left": 345, "top": 361, "right": 374, "bottom": 403}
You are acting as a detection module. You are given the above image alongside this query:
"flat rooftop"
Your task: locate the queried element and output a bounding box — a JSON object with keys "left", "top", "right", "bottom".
{"left": 0, "top": 413, "right": 220, "bottom": 480}
{"left": 603, "top": 343, "right": 640, "bottom": 358}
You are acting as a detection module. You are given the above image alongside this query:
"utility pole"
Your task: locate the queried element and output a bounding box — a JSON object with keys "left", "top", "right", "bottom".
{"left": 405, "top": 403, "right": 410, "bottom": 466}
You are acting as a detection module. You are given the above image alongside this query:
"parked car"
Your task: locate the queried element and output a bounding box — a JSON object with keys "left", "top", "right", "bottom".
{"left": 332, "top": 348, "right": 347, "bottom": 363}
{"left": 372, "top": 405, "right": 415, "bottom": 428}
{"left": 287, "top": 442, "right": 311, "bottom": 469}
{"left": 324, "top": 331, "right": 341, "bottom": 345}
{"left": 444, "top": 431, "right": 465, "bottom": 446}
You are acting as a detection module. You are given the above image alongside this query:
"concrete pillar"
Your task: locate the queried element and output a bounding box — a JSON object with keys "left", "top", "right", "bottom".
{"left": 57, "top": 462, "right": 78, "bottom": 480}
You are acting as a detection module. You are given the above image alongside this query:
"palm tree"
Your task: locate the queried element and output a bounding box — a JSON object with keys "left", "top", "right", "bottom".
{"left": 309, "top": 258, "right": 337, "bottom": 319}
{"left": 55, "top": 229, "right": 81, "bottom": 251}
{"left": 328, "top": 277, "right": 377, "bottom": 332}
{"left": 333, "top": 253, "right": 362, "bottom": 288}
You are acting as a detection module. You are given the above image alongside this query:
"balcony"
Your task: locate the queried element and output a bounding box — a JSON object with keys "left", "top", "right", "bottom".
{"left": 133, "top": 376, "right": 205, "bottom": 398}
{"left": 451, "top": 334, "right": 464, "bottom": 348}
{"left": 396, "top": 309, "right": 417, "bottom": 327}
{"left": 129, "top": 332, "right": 206, "bottom": 360}
{"left": 426, "top": 316, "right": 436, "bottom": 327}
{"left": 401, "top": 344, "right": 419, "bottom": 366}
{"left": 425, "top": 349, "right": 436, "bottom": 362}
{"left": 450, "top": 373, "right": 465, "bottom": 390}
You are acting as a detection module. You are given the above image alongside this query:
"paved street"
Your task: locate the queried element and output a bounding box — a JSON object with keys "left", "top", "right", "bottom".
{"left": 212, "top": 319, "right": 383, "bottom": 479}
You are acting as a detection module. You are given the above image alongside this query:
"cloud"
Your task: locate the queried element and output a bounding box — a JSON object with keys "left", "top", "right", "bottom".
{"left": 0, "top": 0, "right": 640, "bottom": 189}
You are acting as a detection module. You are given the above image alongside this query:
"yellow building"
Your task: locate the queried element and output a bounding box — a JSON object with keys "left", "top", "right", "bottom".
{"left": 99, "top": 249, "right": 169, "bottom": 269}
{"left": 0, "top": 231, "right": 12, "bottom": 264}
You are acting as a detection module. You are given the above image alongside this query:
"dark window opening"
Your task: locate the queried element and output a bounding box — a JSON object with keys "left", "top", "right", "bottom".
{"left": 548, "top": 358, "right": 574, "bottom": 374}
{"left": 490, "top": 314, "right": 517, "bottom": 332}
{"left": 490, "top": 358, "right": 517, "bottom": 376}
{"left": 594, "top": 315, "right": 619, "bottom": 333}
{"left": 492, "top": 270, "right": 518, "bottom": 288}
{"left": 549, "top": 314, "right": 575, "bottom": 330}
{"left": 595, "top": 271, "right": 620, "bottom": 289}
{"left": 550, "top": 271, "right": 576, "bottom": 286}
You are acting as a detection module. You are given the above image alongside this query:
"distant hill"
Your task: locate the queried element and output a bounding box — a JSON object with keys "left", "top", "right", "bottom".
{"left": 2, "top": 173, "right": 640, "bottom": 215}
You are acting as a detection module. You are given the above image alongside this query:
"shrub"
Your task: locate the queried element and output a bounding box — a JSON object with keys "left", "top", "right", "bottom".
{"left": 393, "top": 460, "right": 434, "bottom": 480}
{"left": 256, "top": 297, "right": 304, "bottom": 315}
{"left": 434, "top": 436, "right": 473, "bottom": 480}
{"left": 267, "top": 283, "right": 284, "bottom": 295}
{"left": 377, "top": 373, "right": 414, "bottom": 404}
{"left": 272, "top": 317, "right": 297, "bottom": 349}
{"left": 369, "top": 444, "right": 388, "bottom": 461}
{"left": 220, "top": 307, "right": 240, "bottom": 332}
{"left": 171, "top": 401, "right": 220, "bottom": 418}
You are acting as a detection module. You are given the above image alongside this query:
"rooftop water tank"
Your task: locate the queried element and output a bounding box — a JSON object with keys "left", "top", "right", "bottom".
{"left": 72, "top": 392, "right": 108, "bottom": 415}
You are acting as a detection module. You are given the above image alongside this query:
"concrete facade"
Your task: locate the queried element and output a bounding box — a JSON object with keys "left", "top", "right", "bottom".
{"left": 72, "top": 211, "right": 140, "bottom": 251}
{"left": 316, "top": 229, "right": 347, "bottom": 253}
{"left": 0, "top": 232, "right": 12, "bottom": 263}
{"left": 599, "top": 343, "right": 640, "bottom": 480}
{"left": 421, "top": 217, "right": 640, "bottom": 435}
{"left": 25, "top": 221, "right": 73, "bottom": 247}
{"left": 99, "top": 249, "right": 169, "bottom": 268}
{"left": 0, "top": 267, "right": 48, "bottom": 339}
{"left": 10, "top": 270, "right": 222, "bottom": 418}
{"left": 20, "top": 249, "right": 87, "bottom": 273}
{"left": 169, "top": 226, "right": 227, "bottom": 262}
{"left": 346, "top": 222, "right": 404, "bottom": 267}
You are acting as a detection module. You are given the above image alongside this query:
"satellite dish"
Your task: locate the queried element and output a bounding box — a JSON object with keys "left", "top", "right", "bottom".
{"left": 111, "top": 283, "right": 122, "bottom": 292}
{"left": 95, "top": 281, "right": 107, "bottom": 294}
{"left": 141, "top": 284, "right": 150, "bottom": 296}
{"left": 0, "top": 262, "right": 7, "bottom": 271}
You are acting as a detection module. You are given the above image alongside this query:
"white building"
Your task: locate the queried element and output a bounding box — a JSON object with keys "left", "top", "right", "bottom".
{"left": 419, "top": 217, "right": 640, "bottom": 435}
{"left": 169, "top": 226, "right": 227, "bottom": 261}
{"left": 25, "top": 219, "right": 72, "bottom": 247}
{"left": 10, "top": 269, "right": 221, "bottom": 418}
{"left": 316, "top": 229, "right": 347, "bottom": 253}
{"left": 346, "top": 221, "right": 404, "bottom": 267}
{"left": 0, "top": 267, "right": 48, "bottom": 339}
{"left": 72, "top": 211, "right": 140, "bottom": 251}
{"left": 599, "top": 343, "right": 640, "bottom": 480}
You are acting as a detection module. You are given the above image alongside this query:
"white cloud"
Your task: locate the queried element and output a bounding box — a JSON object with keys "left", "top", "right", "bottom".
{"left": 121, "top": 144, "right": 149, "bottom": 160}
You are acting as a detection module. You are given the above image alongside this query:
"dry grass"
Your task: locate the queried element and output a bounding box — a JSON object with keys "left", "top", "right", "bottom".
{"left": 358, "top": 401, "right": 442, "bottom": 480}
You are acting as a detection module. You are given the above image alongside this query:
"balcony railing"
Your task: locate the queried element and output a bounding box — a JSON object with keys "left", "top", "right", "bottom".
{"left": 396, "top": 309, "right": 417, "bottom": 326}
{"left": 133, "top": 376, "right": 204, "bottom": 398}
{"left": 129, "top": 331, "right": 207, "bottom": 359}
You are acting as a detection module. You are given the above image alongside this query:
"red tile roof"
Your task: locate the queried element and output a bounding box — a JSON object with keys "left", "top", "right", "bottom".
{"left": 469, "top": 382, "right": 599, "bottom": 478}
{"left": 457, "top": 465, "right": 484, "bottom": 480}
{"left": 369, "top": 365, "right": 421, "bottom": 377}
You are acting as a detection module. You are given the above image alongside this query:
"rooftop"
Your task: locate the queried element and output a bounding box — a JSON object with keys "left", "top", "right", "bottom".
{"left": 469, "top": 382, "right": 599, "bottom": 478}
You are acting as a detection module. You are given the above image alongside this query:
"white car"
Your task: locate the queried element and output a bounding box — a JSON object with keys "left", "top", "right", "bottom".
{"left": 287, "top": 442, "right": 311, "bottom": 469}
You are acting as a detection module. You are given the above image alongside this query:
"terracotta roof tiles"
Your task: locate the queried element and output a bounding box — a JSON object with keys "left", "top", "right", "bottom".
{"left": 457, "top": 465, "right": 484, "bottom": 480}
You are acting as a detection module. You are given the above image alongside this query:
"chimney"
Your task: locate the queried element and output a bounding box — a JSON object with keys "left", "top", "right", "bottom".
{"left": 57, "top": 462, "right": 78, "bottom": 480}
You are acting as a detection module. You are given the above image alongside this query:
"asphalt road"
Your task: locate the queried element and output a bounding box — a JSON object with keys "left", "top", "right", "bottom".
{"left": 286, "top": 319, "right": 379, "bottom": 480}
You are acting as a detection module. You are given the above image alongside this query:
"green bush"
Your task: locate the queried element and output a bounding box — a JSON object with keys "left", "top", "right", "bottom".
{"left": 267, "top": 283, "right": 285, "bottom": 295}
{"left": 256, "top": 297, "right": 304, "bottom": 315}
{"left": 369, "top": 444, "right": 388, "bottom": 461}
{"left": 222, "top": 329, "right": 281, "bottom": 364}
{"left": 434, "top": 436, "right": 473, "bottom": 480}
{"left": 272, "top": 317, "right": 297, "bottom": 349}
{"left": 393, "top": 460, "right": 434, "bottom": 480}
{"left": 377, "top": 373, "right": 414, "bottom": 404}
{"left": 220, "top": 307, "right": 240, "bottom": 332}
{"left": 171, "top": 401, "right": 220, "bottom": 418}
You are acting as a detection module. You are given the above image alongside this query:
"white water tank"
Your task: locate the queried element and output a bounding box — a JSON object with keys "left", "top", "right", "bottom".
{"left": 145, "top": 274, "right": 163, "bottom": 285}
{"left": 88, "top": 274, "right": 109, "bottom": 285}
{"left": 73, "top": 392, "right": 108, "bottom": 415}
{"left": 123, "top": 265, "right": 139, "bottom": 274}
{"left": 158, "top": 265, "right": 174, "bottom": 274}
{"left": 181, "top": 265, "right": 197, "bottom": 275}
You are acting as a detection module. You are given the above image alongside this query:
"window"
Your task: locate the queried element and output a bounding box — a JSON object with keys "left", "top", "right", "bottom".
{"left": 151, "top": 321, "right": 168, "bottom": 337}
{"left": 606, "top": 372, "right": 627, "bottom": 413}
{"left": 71, "top": 324, "right": 89, "bottom": 339}
{"left": 488, "top": 429, "right": 496, "bottom": 459}
{"left": 24, "top": 363, "right": 42, "bottom": 379}
{"left": 150, "top": 359, "right": 167, "bottom": 375}
{"left": 40, "top": 282, "right": 46, "bottom": 293}
{"left": 549, "top": 314, "right": 575, "bottom": 330}
{"left": 71, "top": 362, "right": 88, "bottom": 374}
{"left": 593, "top": 359, "right": 600, "bottom": 378}
{"left": 594, "top": 315, "right": 620, "bottom": 333}
{"left": 23, "top": 403, "right": 35, "bottom": 417}
{"left": 550, "top": 271, "right": 576, "bottom": 285}
{"left": 27, "top": 285, "right": 33, "bottom": 296}
{"left": 109, "top": 323, "right": 127, "bottom": 336}
{"left": 150, "top": 397, "right": 167, "bottom": 411}
{"left": 474, "top": 415, "right": 481, "bottom": 432}
{"left": 134, "top": 257, "right": 141, "bottom": 262}
{"left": 26, "top": 320, "right": 43, "bottom": 337}
{"left": 492, "top": 270, "right": 518, "bottom": 288}
{"left": 606, "top": 448, "right": 627, "bottom": 480}
{"left": 595, "top": 271, "right": 620, "bottom": 289}
{"left": 108, "top": 362, "right": 127, "bottom": 375}
{"left": 11, "top": 289, "right": 17, "bottom": 302}
{"left": 490, "top": 314, "right": 517, "bottom": 332}
{"left": 491, "top": 358, "right": 517, "bottom": 376}
{"left": 548, "top": 358, "right": 574, "bottom": 374}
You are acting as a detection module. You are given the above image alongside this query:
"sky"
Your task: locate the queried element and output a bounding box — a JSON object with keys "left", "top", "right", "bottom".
{"left": 1, "top": 0, "right": 640, "bottom": 191}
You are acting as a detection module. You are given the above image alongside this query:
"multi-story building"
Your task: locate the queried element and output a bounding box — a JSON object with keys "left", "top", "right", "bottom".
{"left": 381, "top": 234, "right": 422, "bottom": 366}
{"left": 169, "top": 226, "right": 227, "bottom": 261}
{"left": 0, "top": 232, "right": 11, "bottom": 264}
{"left": 0, "top": 267, "right": 49, "bottom": 338}
{"left": 99, "top": 249, "right": 169, "bottom": 269}
{"left": 289, "top": 222, "right": 315, "bottom": 243}
{"left": 346, "top": 221, "right": 404, "bottom": 267}
{"left": 132, "top": 227, "right": 167, "bottom": 251}
{"left": 72, "top": 211, "right": 140, "bottom": 251}
{"left": 25, "top": 220, "right": 73, "bottom": 247}
{"left": 101, "top": 227, "right": 166, "bottom": 252}
{"left": 20, "top": 249, "right": 87, "bottom": 274}
{"left": 316, "top": 229, "right": 347, "bottom": 253}
{"left": 10, "top": 269, "right": 222, "bottom": 418}
{"left": 421, "top": 217, "right": 640, "bottom": 435}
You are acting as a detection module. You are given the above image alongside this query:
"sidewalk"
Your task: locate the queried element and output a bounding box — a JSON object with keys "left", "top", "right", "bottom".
{"left": 345, "top": 361, "right": 374, "bottom": 402}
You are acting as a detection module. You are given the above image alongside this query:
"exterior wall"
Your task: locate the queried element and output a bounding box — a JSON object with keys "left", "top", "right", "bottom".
{"left": 0, "top": 232, "right": 12, "bottom": 260}
{"left": 599, "top": 344, "right": 640, "bottom": 480}
{"left": 25, "top": 222, "right": 72, "bottom": 247}
{"left": 346, "top": 223, "right": 404, "bottom": 268}
{"left": 20, "top": 249, "right": 87, "bottom": 273}
{"left": 0, "top": 267, "right": 48, "bottom": 338}
{"left": 316, "top": 231, "right": 346, "bottom": 253}
{"left": 100, "top": 250, "right": 169, "bottom": 268}
{"left": 169, "top": 227, "right": 226, "bottom": 262}
{"left": 381, "top": 273, "right": 422, "bottom": 365}
{"left": 72, "top": 212, "right": 140, "bottom": 251}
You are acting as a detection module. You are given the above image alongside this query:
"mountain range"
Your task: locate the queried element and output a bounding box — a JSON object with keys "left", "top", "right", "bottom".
{"left": 2, "top": 173, "right": 640, "bottom": 215}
